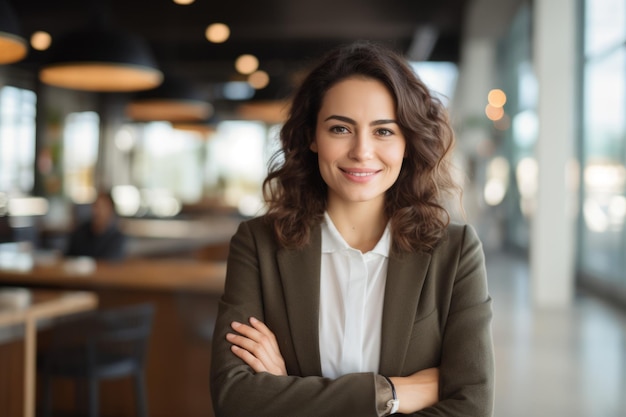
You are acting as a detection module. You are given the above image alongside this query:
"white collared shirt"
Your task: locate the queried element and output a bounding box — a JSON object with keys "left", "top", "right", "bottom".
{"left": 319, "top": 212, "right": 391, "bottom": 379}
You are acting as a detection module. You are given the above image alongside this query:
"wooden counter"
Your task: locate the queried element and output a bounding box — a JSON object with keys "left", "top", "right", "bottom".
{"left": 0, "top": 258, "right": 227, "bottom": 417}
{"left": 0, "top": 258, "right": 226, "bottom": 293}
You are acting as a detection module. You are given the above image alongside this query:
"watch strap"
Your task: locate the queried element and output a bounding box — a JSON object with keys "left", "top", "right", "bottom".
{"left": 382, "top": 375, "right": 400, "bottom": 415}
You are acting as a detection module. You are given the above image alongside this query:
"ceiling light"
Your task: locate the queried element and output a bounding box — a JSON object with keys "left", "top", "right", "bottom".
{"left": 30, "top": 31, "right": 51, "bottom": 51}
{"left": 235, "top": 54, "right": 259, "bottom": 75}
{"left": 248, "top": 70, "right": 269, "bottom": 89}
{"left": 487, "top": 89, "right": 507, "bottom": 107}
{"left": 237, "top": 101, "right": 289, "bottom": 124}
{"left": 39, "top": 29, "right": 163, "bottom": 92}
{"left": 172, "top": 121, "right": 217, "bottom": 136}
{"left": 173, "top": 0, "right": 195, "bottom": 4}
{"left": 126, "top": 76, "right": 213, "bottom": 122}
{"left": 0, "top": 0, "right": 28, "bottom": 65}
{"left": 205, "top": 23, "right": 230, "bottom": 43}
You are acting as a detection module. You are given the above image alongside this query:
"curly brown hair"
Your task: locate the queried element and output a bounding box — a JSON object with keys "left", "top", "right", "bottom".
{"left": 263, "top": 41, "right": 460, "bottom": 254}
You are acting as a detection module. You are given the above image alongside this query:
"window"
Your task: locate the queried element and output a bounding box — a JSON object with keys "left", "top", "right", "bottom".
{"left": 580, "top": 0, "right": 626, "bottom": 288}
{"left": 63, "top": 111, "right": 100, "bottom": 203}
{"left": 118, "top": 120, "right": 272, "bottom": 218}
{"left": 0, "top": 86, "right": 36, "bottom": 195}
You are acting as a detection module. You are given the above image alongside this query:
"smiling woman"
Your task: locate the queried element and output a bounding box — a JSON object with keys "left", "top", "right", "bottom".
{"left": 210, "top": 42, "right": 494, "bottom": 417}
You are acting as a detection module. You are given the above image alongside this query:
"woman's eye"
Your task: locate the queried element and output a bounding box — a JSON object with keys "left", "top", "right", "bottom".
{"left": 330, "top": 126, "right": 349, "bottom": 134}
{"left": 376, "top": 128, "right": 394, "bottom": 137}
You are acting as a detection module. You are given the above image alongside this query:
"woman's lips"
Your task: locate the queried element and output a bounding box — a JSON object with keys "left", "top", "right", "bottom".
{"left": 340, "top": 168, "right": 380, "bottom": 182}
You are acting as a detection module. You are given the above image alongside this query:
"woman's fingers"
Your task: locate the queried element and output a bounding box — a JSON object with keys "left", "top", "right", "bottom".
{"left": 249, "top": 317, "right": 280, "bottom": 346}
{"left": 226, "top": 318, "right": 287, "bottom": 376}
{"left": 230, "top": 344, "right": 267, "bottom": 373}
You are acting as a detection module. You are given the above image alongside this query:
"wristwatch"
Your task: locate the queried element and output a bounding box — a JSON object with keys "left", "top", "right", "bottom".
{"left": 382, "top": 376, "right": 400, "bottom": 415}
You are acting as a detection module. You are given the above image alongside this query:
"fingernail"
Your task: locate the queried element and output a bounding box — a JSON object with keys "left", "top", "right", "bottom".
{"left": 231, "top": 321, "right": 241, "bottom": 328}
{"left": 226, "top": 333, "right": 234, "bottom": 340}
{"left": 249, "top": 317, "right": 258, "bottom": 323}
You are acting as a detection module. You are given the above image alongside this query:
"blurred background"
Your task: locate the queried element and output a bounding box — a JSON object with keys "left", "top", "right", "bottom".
{"left": 0, "top": 0, "right": 625, "bottom": 416}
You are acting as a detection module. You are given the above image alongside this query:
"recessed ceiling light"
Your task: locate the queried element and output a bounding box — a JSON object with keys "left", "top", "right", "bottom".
{"left": 235, "top": 54, "right": 259, "bottom": 75}
{"left": 30, "top": 31, "right": 52, "bottom": 51}
{"left": 248, "top": 70, "right": 269, "bottom": 89}
{"left": 205, "top": 23, "right": 230, "bottom": 43}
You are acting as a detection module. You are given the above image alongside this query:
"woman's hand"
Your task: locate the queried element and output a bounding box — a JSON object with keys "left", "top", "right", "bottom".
{"left": 226, "top": 317, "right": 287, "bottom": 376}
{"left": 390, "top": 367, "right": 439, "bottom": 413}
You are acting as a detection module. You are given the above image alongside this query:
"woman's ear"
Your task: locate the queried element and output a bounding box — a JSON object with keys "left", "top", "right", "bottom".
{"left": 310, "top": 141, "right": 318, "bottom": 153}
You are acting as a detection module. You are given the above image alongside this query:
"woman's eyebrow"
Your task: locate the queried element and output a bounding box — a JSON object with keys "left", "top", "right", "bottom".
{"left": 323, "top": 115, "right": 398, "bottom": 126}
{"left": 324, "top": 115, "right": 356, "bottom": 124}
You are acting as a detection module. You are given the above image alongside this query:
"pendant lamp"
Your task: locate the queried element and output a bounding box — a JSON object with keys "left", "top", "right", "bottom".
{"left": 39, "top": 28, "right": 163, "bottom": 92}
{"left": 126, "top": 76, "right": 213, "bottom": 122}
{"left": 172, "top": 119, "right": 217, "bottom": 136}
{"left": 0, "top": 0, "right": 28, "bottom": 65}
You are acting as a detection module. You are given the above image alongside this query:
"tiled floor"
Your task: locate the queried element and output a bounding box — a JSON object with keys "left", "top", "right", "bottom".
{"left": 486, "top": 250, "right": 626, "bottom": 417}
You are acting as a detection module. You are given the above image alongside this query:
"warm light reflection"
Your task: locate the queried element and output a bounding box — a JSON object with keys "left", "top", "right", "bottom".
{"left": 584, "top": 163, "right": 626, "bottom": 191}
{"left": 582, "top": 162, "right": 626, "bottom": 232}
{"left": 0, "top": 35, "right": 27, "bottom": 64}
{"left": 488, "top": 89, "right": 507, "bottom": 107}
{"left": 40, "top": 64, "right": 163, "bottom": 92}
{"left": 485, "top": 104, "right": 504, "bottom": 121}
{"left": 248, "top": 70, "right": 269, "bottom": 89}
{"left": 584, "top": 199, "right": 609, "bottom": 232}
{"left": 142, "top": 189, "right": 181, "bottom": 217}
{"left": 583, "top": 195, "right": 626, "bottom": 233}
{"left": 7, "top": 197, "right": 49, "bottom": 216}
{"left": 237, "top": 100, "right": 289, "bottom": 124}
{"left": 30, "top": 31, "right": 52, "bottom": 51}
{"left": 70, "top": 186, "right": 97, "bottom": 204}
{"left": 112, "top": 185, "right": 141, "bottom": 216}
{"left": 126, "top": 99, "right": 213, "bottom": 122}
{"left": 235, "top": 54, "right": 259, "bottom": 75}
{"left": 238, "top": 194, "right": 265, "bottom": 217}
{"left": 516, "top": 158, "right": 538, "bottom": 198}
{"left": 484, "top": 156, "right": 510, "bottom": 206}
{"left": 115, "top": 127, "right": 136, "bottom": 152}
{"left": 205, "top": 23, "right": 230, "bottom": 43}
{"left": 484, "top": 179, "right": 507, "bottom": 206}
{"left": 172, "top": 122, "right": 216, "bottom": 136}
{"left": 515, "top": 157, "right": 538, "bottom": 218}
{"left": 173, "top": 0, "right": 195, "bottom": 4}
{"left": 113, "top": 185, "right": 186, "bottom": 218}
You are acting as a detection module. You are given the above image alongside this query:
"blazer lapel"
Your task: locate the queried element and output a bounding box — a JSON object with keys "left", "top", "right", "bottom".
{"left": 277, "top": 225, "right": 322, "bottom": 376}
{"left": 379, "top": 251, "right": 432, "bottom": 376}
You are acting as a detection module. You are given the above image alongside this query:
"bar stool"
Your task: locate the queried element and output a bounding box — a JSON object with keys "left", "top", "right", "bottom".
{"left": 38, "top": 303, "right": 155, "bottom": 417}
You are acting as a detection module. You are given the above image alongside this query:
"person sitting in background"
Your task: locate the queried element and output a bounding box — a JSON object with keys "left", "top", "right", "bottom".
{"left": 65, "top": 191, "right": 127, "bottom": 260}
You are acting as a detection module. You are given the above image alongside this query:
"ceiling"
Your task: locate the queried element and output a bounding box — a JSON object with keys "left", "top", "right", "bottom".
{"left": 10, "top": 0, "right": 468, "bottom": 116}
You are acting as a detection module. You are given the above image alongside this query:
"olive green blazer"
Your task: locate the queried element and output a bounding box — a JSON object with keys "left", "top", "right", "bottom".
{"left": 210, "top": 216, "right": 494, "bottom": 417}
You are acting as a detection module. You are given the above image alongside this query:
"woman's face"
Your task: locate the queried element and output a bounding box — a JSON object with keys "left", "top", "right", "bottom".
{"left": 310, "top": 76, "right": 406, "bottom": 211}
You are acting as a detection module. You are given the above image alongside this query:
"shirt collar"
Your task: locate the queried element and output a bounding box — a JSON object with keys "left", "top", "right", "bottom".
{"left": 321, "top": 211, "right": 391, "bottom": 257}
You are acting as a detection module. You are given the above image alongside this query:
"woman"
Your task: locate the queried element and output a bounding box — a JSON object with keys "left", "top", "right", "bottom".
{"left": 210, "top": 42, "right": 494, "bottom": 416}
{"left": 65, "top": 191, "right": 127, "bottom": 260}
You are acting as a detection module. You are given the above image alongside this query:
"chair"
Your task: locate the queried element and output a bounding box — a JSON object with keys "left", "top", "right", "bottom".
{"left": 38, "top": 303, "right": 155, "bottom": 417}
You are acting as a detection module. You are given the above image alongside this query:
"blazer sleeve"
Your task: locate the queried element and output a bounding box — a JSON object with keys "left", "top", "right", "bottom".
{"left": 210, "top": 219, "right": 382, "bottom": 417}
{"left": 416, "top": 224, "right": 495, "bottom": 417}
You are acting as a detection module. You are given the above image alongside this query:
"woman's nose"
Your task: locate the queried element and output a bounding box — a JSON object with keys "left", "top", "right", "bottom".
{"left": 348, "top": 133, "right": 374, "bottom": 160}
